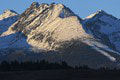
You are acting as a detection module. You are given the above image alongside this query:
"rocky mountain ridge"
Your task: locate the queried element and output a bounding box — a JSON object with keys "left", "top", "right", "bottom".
{"left": 0, "top": 10, "right": 19, "bottom": 35}
{"left": 0, "top": 2, "right": 120, "bottom": 68}
{"left": 83, "top": 10, "right": 120, "bottom": 52}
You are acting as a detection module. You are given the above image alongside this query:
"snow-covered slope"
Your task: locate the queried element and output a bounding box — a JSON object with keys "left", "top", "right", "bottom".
{"left": 0, "top": 10, "right": 28, "bottom": 49}
{"left": 83, "top": 10, "right": 120, "bottom": 52}
{"left": 0, "top": 2, "right": 120, "bottom": 68}
{"left": 0, "top": 10, "right": 19, "bottom": 35}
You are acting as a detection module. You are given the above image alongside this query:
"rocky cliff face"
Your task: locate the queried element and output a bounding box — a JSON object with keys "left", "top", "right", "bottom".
{"left": 0, "top": 2, "right": 120, "bottom": 68}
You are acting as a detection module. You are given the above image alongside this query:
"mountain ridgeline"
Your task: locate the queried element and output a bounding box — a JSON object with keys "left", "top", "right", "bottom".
{"left": 0, "top": 2, "right": 120, "bottom": 68}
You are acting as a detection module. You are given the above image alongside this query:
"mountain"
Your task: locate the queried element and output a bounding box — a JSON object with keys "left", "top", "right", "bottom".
{"left": 0, "top": 10, "right": 19, "bottom": 35}
{"left": 0, "top": 2, "right": 120, "bottom": 68}
{"left": 83, "top": 10, "right": 120, "bottom": 52}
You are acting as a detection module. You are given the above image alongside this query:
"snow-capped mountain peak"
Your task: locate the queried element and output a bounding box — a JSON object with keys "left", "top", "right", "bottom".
{"left": 11, "top": 2, "right": 77, "bottom": 35}
{"left": 0, "top": 9, "right": 18, "bottom": 20}
{"left": 83, "top": 9, "right": 120, "bottom": 53}
{"left": 85, "top": 10, "right": 118, "bottom": 21}
{"left": 4, "top": 9, "right": 18, "bottom": 14}
{"left": 0, "top": 10, "right": 19, "bottom": 35}
{"left": 85, "top": 10, "right": 103, "bottom": 19}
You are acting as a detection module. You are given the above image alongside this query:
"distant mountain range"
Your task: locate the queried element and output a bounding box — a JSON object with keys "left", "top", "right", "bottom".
{"left": 0, "top": 2, "right": 120, "bottom": 68}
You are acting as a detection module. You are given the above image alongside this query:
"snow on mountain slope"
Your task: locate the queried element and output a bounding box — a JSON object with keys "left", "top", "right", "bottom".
{"left": 0, "top": 10, "right": 28, "bottom": 49}
{"left": 0, "top": 10, "right": 19, "bottom": 35}
{"left": 83, "top": 10, "right": 120, "bottom": 52}
{"left": 0, "top": 32, "right": 30, "bottom": 49}
{"left": 82, "top": 39, "right": 119, "bottom": 62}
{"left": 0, "top": 2, "right": 120, "bottom": 68}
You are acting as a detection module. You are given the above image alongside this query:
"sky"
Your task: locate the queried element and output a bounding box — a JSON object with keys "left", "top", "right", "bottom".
{"left": 0, "top": 0, "right": 120, "bottom": 18}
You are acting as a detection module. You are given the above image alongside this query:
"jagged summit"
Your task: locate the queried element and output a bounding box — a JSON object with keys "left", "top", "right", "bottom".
{"left": 85, "top": 10, "right": 118, "bottom": 20}
{"left": 85, "top": 10, "right": 104, "bottom": 19}
{"left": 11, "top": 2, "right": 78, "bottom": 34}
{"left": 4, "top": 9, "right": 18, "bottom": 14}
{"left": 0, "top": 9, "right": 18, "bottom": 20}
{"left": 94, "top": 10, "right": 106, "bottom": 14}
{"left": 85, "top": 10, "right": 106, "bottom": 19}
{"left": 20, "top": 2, "right": 75, "bottom": 18}
{"left": 29, "top": 2, "right": 40, "bottom": 9}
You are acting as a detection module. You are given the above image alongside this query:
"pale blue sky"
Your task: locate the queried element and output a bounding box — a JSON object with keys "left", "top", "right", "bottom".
{"left": 0, "top": 0, "right": 120, "bottom": 18}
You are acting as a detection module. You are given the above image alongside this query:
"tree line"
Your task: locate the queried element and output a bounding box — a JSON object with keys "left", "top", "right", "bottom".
{"left": 0, "top": 60, "right": 119, "bottom": 72}
{"left": 0, "top": 60, "right": 73, "bottom": 71}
